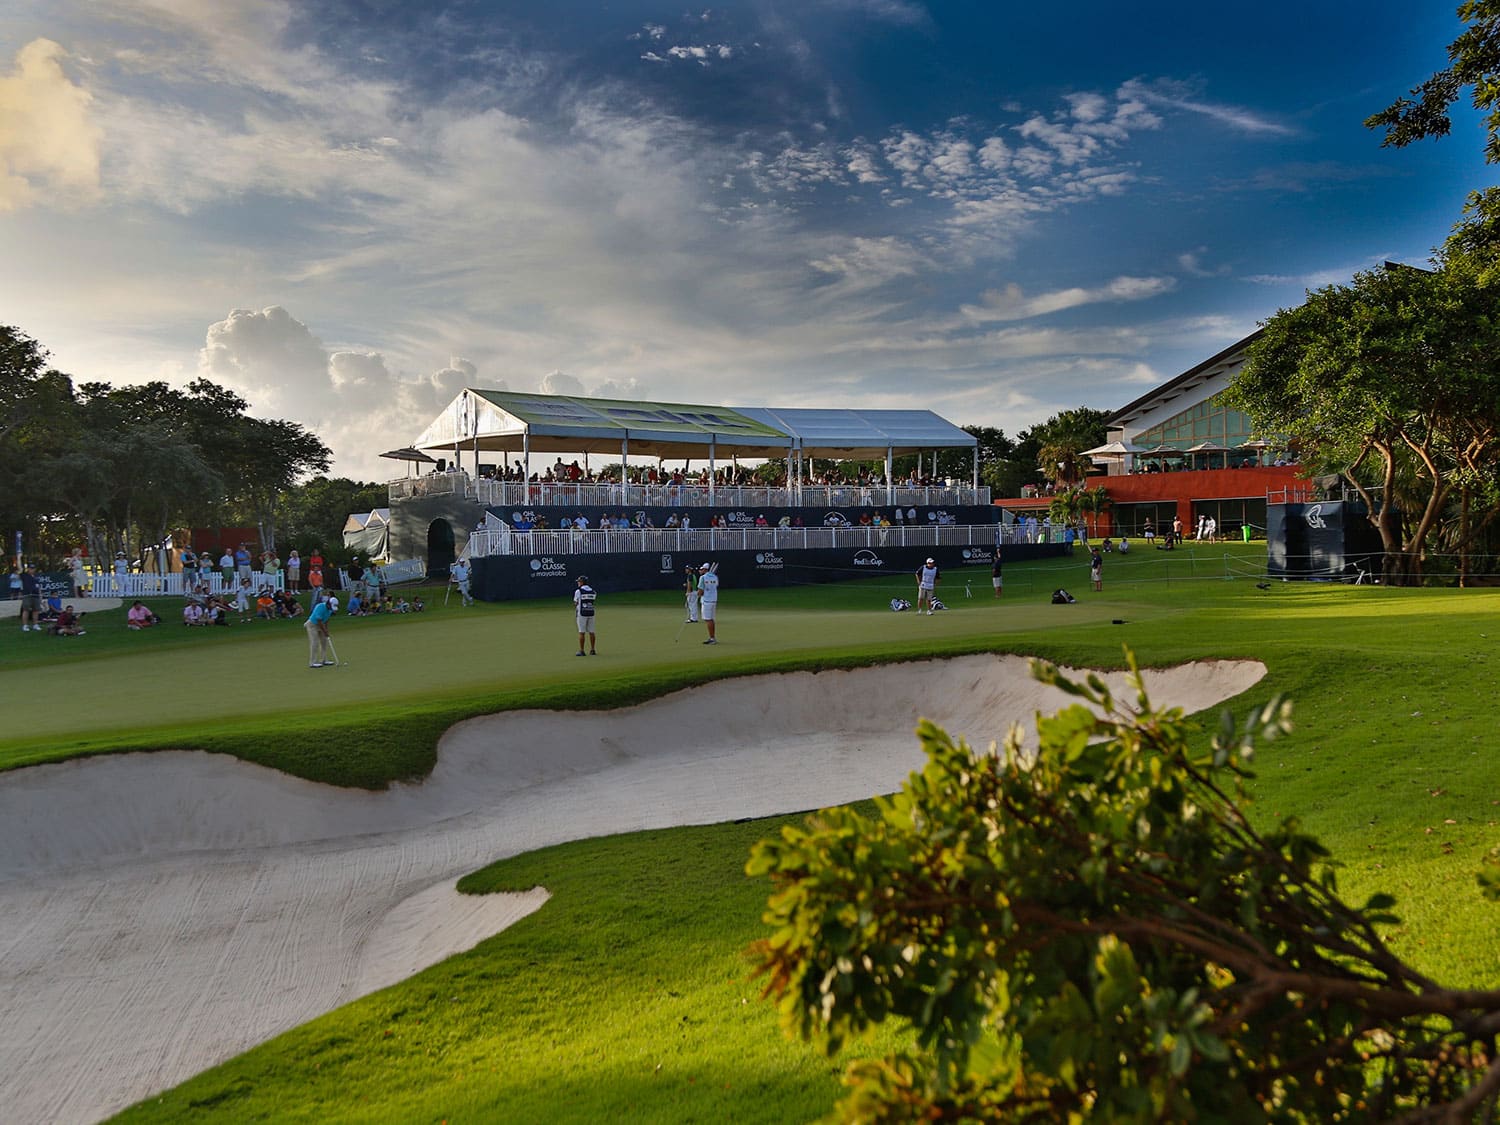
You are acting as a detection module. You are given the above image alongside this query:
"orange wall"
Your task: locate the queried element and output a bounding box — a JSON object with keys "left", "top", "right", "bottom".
{"left": 996, "top": 465, "right": 1308, "bottom": 533}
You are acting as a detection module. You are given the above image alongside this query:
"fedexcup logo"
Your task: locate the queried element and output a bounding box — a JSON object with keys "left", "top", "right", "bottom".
{"left": 529, "top": 556, "right": 568, "bottom": 578}
{"left": 852, "top": 549, "right": 885, "bottom": 567}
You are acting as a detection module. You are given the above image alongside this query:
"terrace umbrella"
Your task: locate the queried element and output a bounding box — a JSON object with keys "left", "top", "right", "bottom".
{"left": 1187, "top": 441, "right": 1228, "bottom": 470}
{"left": 1139, "top": 443, "right": 1186, "bottom": 473}
{"left": 380, "top": 447, "right": 439, "bottom": 477}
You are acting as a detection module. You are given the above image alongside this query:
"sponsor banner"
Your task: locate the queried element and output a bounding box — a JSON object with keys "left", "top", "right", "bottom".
{"left": 472, "top": 542, "right": 1067, "bottom": 602}
{"left": 528, "top": 556, "right": 571, "bottom": 580}
{"left": 960, "top": 546, "right": 994, "bottom": 564}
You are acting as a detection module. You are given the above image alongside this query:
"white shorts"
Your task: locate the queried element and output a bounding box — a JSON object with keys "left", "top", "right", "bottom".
{"left": 576, "top": 614, "right": 595, "bottom": 634}
{"left": 992, "top": 576, "right": 1002, "bottom": 589}
{"left": 701, "top": 600, "right": 717, "bottom": 621}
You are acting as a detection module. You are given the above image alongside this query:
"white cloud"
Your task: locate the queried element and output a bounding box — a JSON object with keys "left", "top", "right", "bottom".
{"left": 1118, "top": 77, "right": 1292, "bottom": 137}
{"left": 960, "top": 276, "right": 1177, "bottom": 322}
{"left": 0, "top": 39, "right": 102, "bottom": 211}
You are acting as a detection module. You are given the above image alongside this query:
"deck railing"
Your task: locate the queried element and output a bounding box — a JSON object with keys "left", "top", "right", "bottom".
{"left": 464, "top": 522, "right": 1038, "bottom": 559}
{"left": 391, "top": 472, "right": 990, "bottom": 510}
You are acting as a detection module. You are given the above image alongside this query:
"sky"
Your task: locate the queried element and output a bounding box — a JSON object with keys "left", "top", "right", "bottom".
{"left": 1, "top": 0, "right": 1494, "bottom": 480}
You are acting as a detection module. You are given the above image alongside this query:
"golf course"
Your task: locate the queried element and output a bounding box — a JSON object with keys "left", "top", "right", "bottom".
{"left": 3, "top": 541, "right": 1498, "bottom": 1123}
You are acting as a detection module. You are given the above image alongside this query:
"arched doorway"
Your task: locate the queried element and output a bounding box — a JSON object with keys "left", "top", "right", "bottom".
{"left": 427, "top": 519, "right": 456, "bottom": 578}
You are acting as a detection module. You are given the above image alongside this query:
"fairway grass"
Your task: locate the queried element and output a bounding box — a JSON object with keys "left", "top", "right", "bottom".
{"left": 6, "top": 543, "right": 1498, "bottom": 1121}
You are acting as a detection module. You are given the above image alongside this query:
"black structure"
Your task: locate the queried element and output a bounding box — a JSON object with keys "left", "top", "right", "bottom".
{"left": 1266, "top": 500, "right": 1384, "bottom": 581}
{"left": 473, "top": 542, "right": 1064, "bottom": 602}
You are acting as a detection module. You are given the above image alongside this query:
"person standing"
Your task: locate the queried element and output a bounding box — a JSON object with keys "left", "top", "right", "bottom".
{"left": 450, "top": 557, "right": 473, "bottom": 606}
{"left": 1171, "top": 515, "right": 1183, "bottom": 546}
{"left": 684, "top": 564, "right": 699, "bottom": 623}
{"left": 698, "top": 563, "right": 719, "bottom": 644}
{"left": 346, "top": 556, "right": 365, "bottom": 599}
{"left": 305, "top": 593, "right": 335, "bottom": 667}
{"left": 991, "top": 550, "right": 1003, "bottom": 598}
{"left": 286, "top": 549, "right": 301, "bottom": 592}
{"left": 916, "top": 557, "right": 940, "bottom": 615}
{"left": 18, "top": 564, "right": 40, "bottom": 632}
{"left": 574, "top": 575, "right": 597, "bottom": 656}
{"left": 219, "top": 548, "right": 235, "bottom": 589}
{"left": 178, "top": 546, "right": 197, "bottom": 593}
{"left": 234, "top": 544, "right": 252, "bottom": 584}
{"left": 1090, "top": 547, "right": 1103, "bottom": 592}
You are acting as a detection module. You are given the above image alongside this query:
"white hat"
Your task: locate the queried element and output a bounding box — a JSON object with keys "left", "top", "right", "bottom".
{"left": 328, "top": 596, "right": 339, "bottom": 610}
{"left": 925, "top": 557, "right": 935, "bottom": 565}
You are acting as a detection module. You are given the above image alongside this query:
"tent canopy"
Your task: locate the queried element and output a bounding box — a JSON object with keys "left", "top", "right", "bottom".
{"left": 411, "top": 390, "right": 978, "bottom": 462}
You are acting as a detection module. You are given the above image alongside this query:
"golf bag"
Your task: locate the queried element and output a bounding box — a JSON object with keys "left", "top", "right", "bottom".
{"left": 930, "top": 598, "right": 947, "bottom": 611}
{"left": 1051, "top": 588, "right": 1076, "bottom": 604}
{"left": 890, "top": 598, "right": 911, "bottom": 612}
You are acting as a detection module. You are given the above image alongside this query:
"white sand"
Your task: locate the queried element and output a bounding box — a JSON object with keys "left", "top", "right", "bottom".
{"left": 0, "top": 654, "right": 1264, "bottom": 1123}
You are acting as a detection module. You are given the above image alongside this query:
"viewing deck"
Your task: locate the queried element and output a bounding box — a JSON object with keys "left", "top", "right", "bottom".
{"left": 465, "top": 522, "right": 1024, "bottom": 559}
{"left": 389, "top": 472, "right": 990, "bottom": 510}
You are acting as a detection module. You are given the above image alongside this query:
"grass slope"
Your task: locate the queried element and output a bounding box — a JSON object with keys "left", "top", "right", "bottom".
{"left": 4, "top": 544, "right": 1493, "bottom": 1122}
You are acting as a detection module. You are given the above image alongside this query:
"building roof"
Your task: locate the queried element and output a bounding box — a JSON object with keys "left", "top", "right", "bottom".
{"left": 411, "top": 390, "right": 977, "bottom": 461}
{"left": 1108, "top": 329, "right": 1264, "bottom": 431}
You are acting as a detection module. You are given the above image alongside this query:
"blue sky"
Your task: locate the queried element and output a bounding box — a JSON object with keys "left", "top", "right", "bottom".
{"left": 0, "top": 0, "right": 1491, "bottom": 477}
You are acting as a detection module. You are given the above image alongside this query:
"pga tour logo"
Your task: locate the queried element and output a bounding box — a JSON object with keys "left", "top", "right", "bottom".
{"left": 528, "top": 556, "right": 568, "bottom": 579}
{"left": 754, "top": 552, "right": 784, "bottom": 570}
{"left": 1304, "top": 504, "right": 1329, "bottom": 530}
{"left": 851, "top": 549, "right": 885, "bottom": 568}
{"left": 659, "top": 554, "right": 675, "bottom": 573}
{"left": 962, "top": 548, "right": 993, "bottom": 563}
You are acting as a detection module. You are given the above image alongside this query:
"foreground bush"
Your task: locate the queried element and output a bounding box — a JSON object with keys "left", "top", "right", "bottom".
{"left": 749, "top": 653, "right": 1500, "bottom": 1122}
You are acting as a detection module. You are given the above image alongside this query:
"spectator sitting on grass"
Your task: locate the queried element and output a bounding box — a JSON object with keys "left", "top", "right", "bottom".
{"left": 183, "top": 603, "right": 204, "bottom": 626}
{"left": 412, "top": 595, "right": 425, "bottom": 612}
{"left": 127, "top": 601, "right": 159, "bottom": 629}
{"left": 347, "top": 592, "right": 363, "bottom": 616}
{"left": 52, "top": 605, "right": 86, "bottom": 636}
{"left": 256, "top": 589, "right": 276, "bottom": 619}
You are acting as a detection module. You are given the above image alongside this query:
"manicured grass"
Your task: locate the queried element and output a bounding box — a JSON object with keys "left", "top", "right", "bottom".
{"left": 11, "top": 543, "right": 1496, "bottom": 1122}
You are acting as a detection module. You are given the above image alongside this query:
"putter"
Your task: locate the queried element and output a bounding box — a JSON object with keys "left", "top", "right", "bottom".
{"left": 325, "top": 637, "right": 344, "bottom": 667}
{"left": 444, "top": 580, "right": 452, "bottom": 607}
{"left": 674, "top": 616, "right": 690, "bottom": 643}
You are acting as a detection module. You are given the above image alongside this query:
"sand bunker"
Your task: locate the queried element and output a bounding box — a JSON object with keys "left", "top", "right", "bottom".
{"left": 0, "top": 654, "right": 1263, "bottom": 1123}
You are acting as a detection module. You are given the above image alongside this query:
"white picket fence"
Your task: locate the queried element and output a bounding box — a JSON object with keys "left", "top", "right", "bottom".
{"left": 85, "top": 572, "right": 285, "bottom": 598}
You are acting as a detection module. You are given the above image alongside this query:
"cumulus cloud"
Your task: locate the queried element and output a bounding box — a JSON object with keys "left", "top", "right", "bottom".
{"left": 0, "top": 39, "right": 102, "bottom": 211}
{"left": 199, "top": 307, "right": 509, "bottom": 479}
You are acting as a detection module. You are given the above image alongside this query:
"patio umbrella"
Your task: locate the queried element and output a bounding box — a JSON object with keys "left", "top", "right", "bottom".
{"left": 380, "top": 447, "right": 439, "bottom": 477}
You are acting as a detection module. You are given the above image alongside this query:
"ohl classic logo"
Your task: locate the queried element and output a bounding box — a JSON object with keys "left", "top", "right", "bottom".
{"left": 754, "top": 552, "right": 784, "bottom": 570}
{"left": 528, "top": 557, "right": 568, "bottom": 579}
{"left": 961, "top": 547, "right": 993, "bottom": 564}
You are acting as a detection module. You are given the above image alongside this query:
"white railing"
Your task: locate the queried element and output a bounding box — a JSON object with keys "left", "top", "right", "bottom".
{"left": 84, "top": 572, "right": 286, "bottom": 598}
{"left": 399, "top": 474, "right": 990, "bottom": 510}
{"left": 466, "top": 522, "right": 1029, "bottom": 559}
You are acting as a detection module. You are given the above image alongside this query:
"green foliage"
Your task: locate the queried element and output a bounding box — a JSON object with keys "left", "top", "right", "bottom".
{"left": 1227, "top": 255, "right": 1500, "bottom": 585}
{"left": 749, "top": 654, "right": 1500, "bottom": 1122}
{"left": 1367, "top": 1, "right": 1500, "bottom": 163}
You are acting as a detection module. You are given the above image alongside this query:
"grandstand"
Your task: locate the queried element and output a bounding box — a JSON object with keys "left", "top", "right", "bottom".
{"left": 385, "top": 390, "right": 1067, "bottom": 600}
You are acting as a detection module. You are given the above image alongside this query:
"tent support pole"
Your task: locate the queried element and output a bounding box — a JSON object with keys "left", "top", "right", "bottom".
{"left": 972, "top": 446, "right": 979, "bottom": 498}
{"left": 621, "top": 436, "right": 629, "bottom": 504}
{"left": 886, "top": 445, "right": 894, "bottom": 506}
{"left": 709, "top": 437, "right": 717, "bottom": 506}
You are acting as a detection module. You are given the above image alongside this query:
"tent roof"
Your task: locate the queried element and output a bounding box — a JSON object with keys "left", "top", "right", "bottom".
{"left": 411, "top": 390, "right": 977, "bottom": 460}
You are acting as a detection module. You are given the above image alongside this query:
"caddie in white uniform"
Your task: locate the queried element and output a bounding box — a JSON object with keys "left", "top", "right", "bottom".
{"left": 698, "top": 563, "right": 719, "bottom": 644}
{"left": 916, "top": 557, "right": 940, "bottom": 615}
{"left": 450, "top": 558, "right": 473, "bottom": 606}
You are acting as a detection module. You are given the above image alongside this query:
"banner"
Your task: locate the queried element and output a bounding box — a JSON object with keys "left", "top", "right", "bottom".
{"left": 472, "top": 542, "right": 1066, "bottom": 602}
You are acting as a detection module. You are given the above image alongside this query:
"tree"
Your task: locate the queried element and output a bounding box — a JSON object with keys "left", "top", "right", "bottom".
{"left": 1024, "top": 407, "right": 1111, "bottom": 489}
{"left": 1366, "top": 1, "right": 1500, "bottom": 163}
{"left": 1225, "top": 257, "right": 1500, "bottom": 585}
{"left": 749, "top": 656, "right": 1500, "bottom": 1122}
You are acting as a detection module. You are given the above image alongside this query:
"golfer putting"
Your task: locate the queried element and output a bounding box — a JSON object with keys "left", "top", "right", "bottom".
{"left": 304, "top": 593, "right": 337, "bottom": 667}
